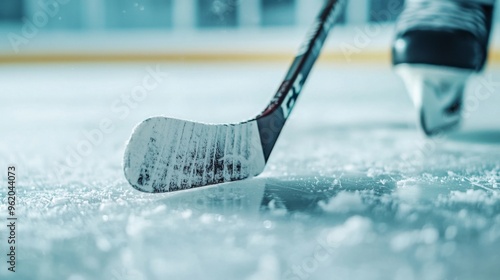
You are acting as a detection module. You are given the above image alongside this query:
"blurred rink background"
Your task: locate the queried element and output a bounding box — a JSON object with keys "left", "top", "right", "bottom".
{"left": 1, "top": 1, "right": 500, "bottom": 280}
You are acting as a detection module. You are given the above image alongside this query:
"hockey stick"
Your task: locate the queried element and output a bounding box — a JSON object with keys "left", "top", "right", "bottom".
{"left": 124, "top": 0, "right": 344, "bottom": 193}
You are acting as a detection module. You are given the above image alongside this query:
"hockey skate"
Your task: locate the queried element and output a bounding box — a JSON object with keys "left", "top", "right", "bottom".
{"left": 392, "top": 0, "right": 494, "bottom": 135}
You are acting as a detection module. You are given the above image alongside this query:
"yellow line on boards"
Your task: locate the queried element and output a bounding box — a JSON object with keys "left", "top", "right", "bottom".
{"left": 0, "top": 51, "right": 499, "bottom": 64}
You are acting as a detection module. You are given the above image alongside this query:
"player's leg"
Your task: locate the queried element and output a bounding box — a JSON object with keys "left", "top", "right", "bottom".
{"left": 392, "top": 0, "right": 495, "bottom": 135}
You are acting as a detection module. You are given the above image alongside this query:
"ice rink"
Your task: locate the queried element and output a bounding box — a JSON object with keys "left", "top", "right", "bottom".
{"left": 1, "top": 62, "right": 500, "bottom": 280}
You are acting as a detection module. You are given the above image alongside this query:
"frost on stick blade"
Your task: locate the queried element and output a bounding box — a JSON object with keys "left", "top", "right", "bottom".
{"left": 123, "top": 117, "right": 266, "bottom": 192}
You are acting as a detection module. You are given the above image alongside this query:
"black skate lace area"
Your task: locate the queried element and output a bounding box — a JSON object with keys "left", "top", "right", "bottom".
{"left": 396, "top": 0, "right": 488, "bottom": 40}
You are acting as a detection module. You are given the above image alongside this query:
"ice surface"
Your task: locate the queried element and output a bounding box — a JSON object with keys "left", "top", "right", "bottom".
{"left": 0, "top": 63, "right": 499, "bottom": 280}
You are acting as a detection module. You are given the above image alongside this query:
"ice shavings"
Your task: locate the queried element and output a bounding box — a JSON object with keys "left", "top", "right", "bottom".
{"left": 446, "top": 189, "right": 500, "bottom": 206}
{"left": 391, "top": 227, "right": 439, "bottom": 252}
{"left": 325, "top": 216, "right": 374, "bottom": 247}
{"left": 318, "top": 191, "right": 367, "bottom": 213}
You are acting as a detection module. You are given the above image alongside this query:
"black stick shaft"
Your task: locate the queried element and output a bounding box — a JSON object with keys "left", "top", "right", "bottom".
{"left": 256, "top": 0, "right": 344, "bottom": 160}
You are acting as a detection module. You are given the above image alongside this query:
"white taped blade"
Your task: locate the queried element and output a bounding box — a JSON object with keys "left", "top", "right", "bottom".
{"left": 395, "top": 64, "right": 473, "bottom": 135}
{"left": 123, "top": 117, "right": 266, "bottom": 192}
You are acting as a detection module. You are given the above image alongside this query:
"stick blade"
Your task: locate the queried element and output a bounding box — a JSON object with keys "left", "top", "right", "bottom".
{"left": 123, "top": 117, "right": 266, "bottom": 193}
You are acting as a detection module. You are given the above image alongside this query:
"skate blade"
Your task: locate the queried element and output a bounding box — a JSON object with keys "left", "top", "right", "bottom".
{"left": 395, "top": 64, "right": 473, "bottom": 136}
